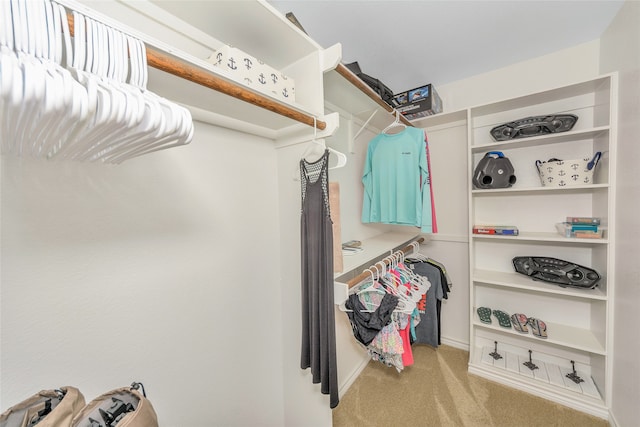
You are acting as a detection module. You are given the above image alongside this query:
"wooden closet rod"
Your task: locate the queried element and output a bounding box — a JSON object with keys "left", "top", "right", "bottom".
{"left": 66, "top": 13, "right": 327, "bottom": 131}
{"left": 335, "top": 63, "right": 413, "bottom": 128}
{"left": 346, "top": 236, "right": 425, "bottom": 288}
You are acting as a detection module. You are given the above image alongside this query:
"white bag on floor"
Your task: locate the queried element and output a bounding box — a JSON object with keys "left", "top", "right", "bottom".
{"left": 71, "top": 384, "right": 158, "bottom": 427}
{"left": 0, "top": 386, "right": 85, "bottom": 427}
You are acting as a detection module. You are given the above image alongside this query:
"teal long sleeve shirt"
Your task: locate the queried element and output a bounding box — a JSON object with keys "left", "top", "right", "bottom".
{"left": 361, "top": 127, "right": 433, "bottom": 233}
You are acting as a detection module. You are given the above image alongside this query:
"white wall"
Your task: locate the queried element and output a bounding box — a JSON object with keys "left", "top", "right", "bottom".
{"left": 0, "top": 121, "right": 286, "bottom": 426}
{"left": 438, "top": 40, "right": 601, "bottom": 112}
{"left": 599, "top": 1, "right": 640, "bottom": 425}
{"left": 421, "top": 120, "right": 470, "bottom": 350}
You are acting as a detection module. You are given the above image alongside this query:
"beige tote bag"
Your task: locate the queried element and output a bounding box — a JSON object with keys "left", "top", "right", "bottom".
{"left": 0, "top": 386, "right": 85, "bottom": 427}
{"left": 71, "top": 384, "right": 157, "bottom": 427}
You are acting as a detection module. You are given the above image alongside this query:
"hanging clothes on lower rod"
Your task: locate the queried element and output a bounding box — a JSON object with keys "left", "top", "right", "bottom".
{"left": 404, "top": 246, "right": 452, "bottom": 348}
{"left": 340, "top": 240, "right": 446, "bottom": 372}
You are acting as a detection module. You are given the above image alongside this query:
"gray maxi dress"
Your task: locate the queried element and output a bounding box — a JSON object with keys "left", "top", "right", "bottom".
{"left": 300, "top": 150, "right": 339, "bottom": 408}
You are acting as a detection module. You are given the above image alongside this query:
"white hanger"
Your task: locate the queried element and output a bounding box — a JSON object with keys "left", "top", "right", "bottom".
{"left": 10, "top": 0, "right": 48, "bottom": 155}
{"left": 77, "top": 30, "right": 149, "bottom": 161}
{"left": 327, "top": 146, "right": 347, "bottom": 170}
{"left": 8, "top": 0, "right": 33, "bottom": 150}
{"left": 355, "top": 268, "right": 387, "bottom": 308}
{"left": 55, "top": 11, "right": 102, "bottom": 158}
{"left": 307, "top": 118, "right": 347, "bottom": 169}
{"left": 40, "top": 3, "right": 90, "bottom": 159}
{"left": 294, "top": 117, "right": 348, "bottom": 180}
{"left": 385, "top": 268, "right": 419, "bottom": 311}
{"left": 339, "top": 269, "right": 378, "bottom": 313}
{"left": 2, "top": 0, "right": 191, "bottom": 163}
{"left": 60, "top": 13, "right": 123, "bottom": 160}
{"left": 60, "top": 20, "right": 162, "bottom": 163}
{"left": 381, "top": 257, "right": 420, "bottom": 312}
{"left": 0, "top": 0, "right": 14, "bottom": 50}
{"left": 75, "top": 19, "right": 155, "bottom": 161}
{"left": 401, "top": 241, "right": 432, "bottom": 296}
{"left": 102, "top": 37, "right": 191, "bottom": 162}
{"left": 356, "top": 280, "right": 385, "bottom": 296}
{"left": 99, "top": 35, "right": 192, "bottom": 163}
{"left": 348, "top": 268, "right": 376, "bottom": 295}
{"left": 0, "top": 1, "right": 16, "bottom": 151}
{"left": 393, "top": 256, "right": 429, "bottom": 302}
{"left": 27, "top": 0, "right": 68, "bottom": 156}
{"left": 300, "top": 138, "right": 325, "bottom": 163}
{"left": 70, "top": 21, "right": 128, "bottom": 160}
{"left": 381, "top": 109, "right": 407, "bottom": 134}
{"left": 391, "top": 251, "right": 400, "bottom": 270}
{"left": 407, "top": 241, "right": 429, "bottom": 262}
{"left": 3, "top": 6, "right": 88, "bottom": 160}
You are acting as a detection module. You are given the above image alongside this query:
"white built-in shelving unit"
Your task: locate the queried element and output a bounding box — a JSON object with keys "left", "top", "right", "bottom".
{"left": 467, "top": 74, "right": 617, "bottom": 418}
{"left": 386, "top": 74, "right": 618, "bottom": 419}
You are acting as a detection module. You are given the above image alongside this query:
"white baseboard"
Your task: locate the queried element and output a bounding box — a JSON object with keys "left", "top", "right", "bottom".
{"left": 441, "top": 337, "right": 470, "bottom": 352}
{"left": 338, "top": 353, "right": 370, "bottom": 398}
{"left": 608, "top": 409, "right": 618, "bottom": 427}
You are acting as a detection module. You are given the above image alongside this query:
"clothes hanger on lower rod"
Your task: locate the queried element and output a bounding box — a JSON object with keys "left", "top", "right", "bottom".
{"left": 406, "top": 241, "right": 428, "bottom": 261}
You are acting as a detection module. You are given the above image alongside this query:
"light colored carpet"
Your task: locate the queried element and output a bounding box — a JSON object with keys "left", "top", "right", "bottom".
{"left": 333, "top": 345, "right": 608, "bottom": 427}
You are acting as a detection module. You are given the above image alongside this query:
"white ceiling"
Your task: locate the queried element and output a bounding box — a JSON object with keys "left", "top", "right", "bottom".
{"left": 268, "top": 0, "right": 625, "bottom": 94}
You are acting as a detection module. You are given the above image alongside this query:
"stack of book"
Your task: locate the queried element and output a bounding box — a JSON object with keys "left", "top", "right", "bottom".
{"left": 342, "top": 240, "right": 364, "bottom": 256}
{"left": 556, "top": 217, "right": 603, "bottom": 239}
{"left": 472, "top": 225, "right": 519, "bottom": 236}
